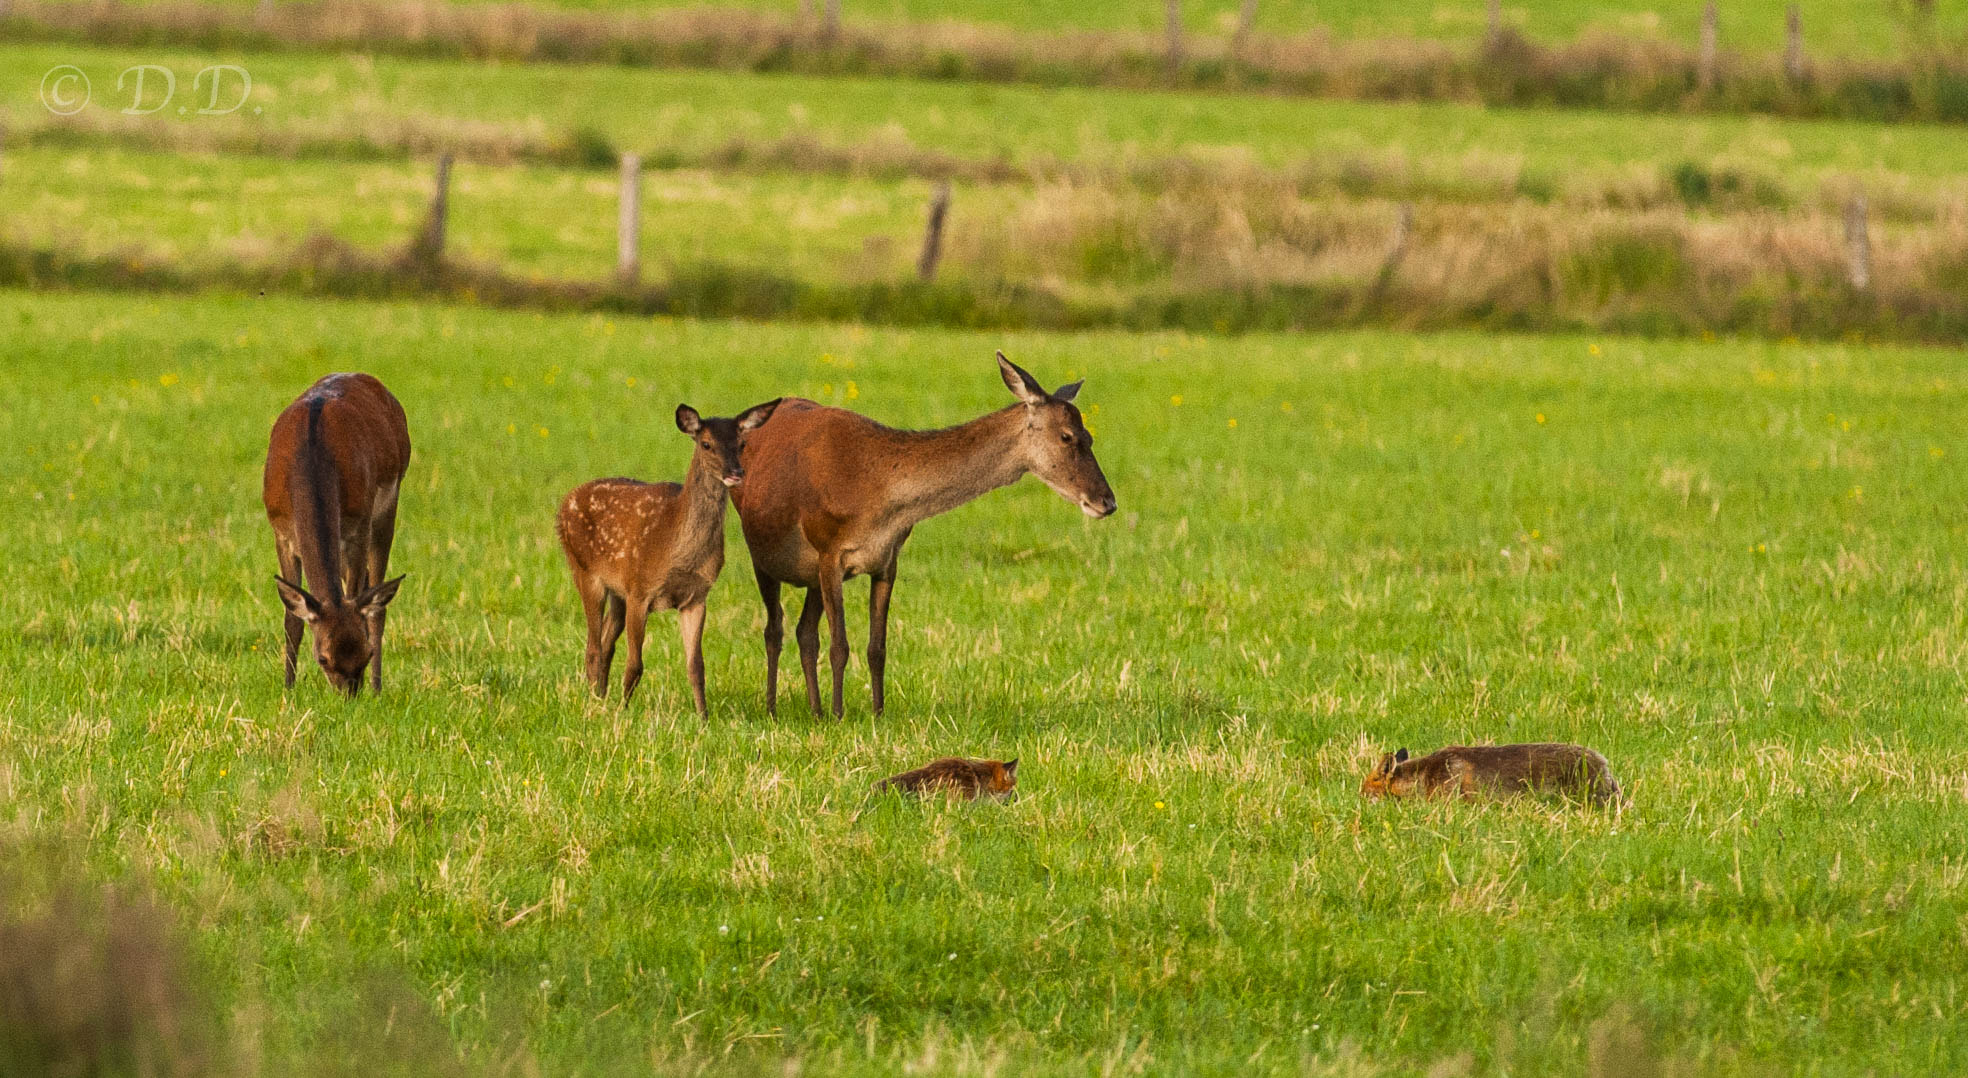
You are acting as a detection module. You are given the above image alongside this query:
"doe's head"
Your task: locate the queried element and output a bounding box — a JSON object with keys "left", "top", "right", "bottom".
{"left": 274, "top": 575, "right": 404, "bottom": 696}
{"left": 677, "top": 398, "right": 781, "bottom": 488}
{"left": 997, "top": 352, "right": 1117, "bottom": 519}
{"left": 1360, "top": 748, "right": 1411, "bottom": 800}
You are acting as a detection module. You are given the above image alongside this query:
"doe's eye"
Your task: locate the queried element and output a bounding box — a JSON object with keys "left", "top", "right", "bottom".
{"left": 1059, "top": 432, "right": 1073, "bottom": 444}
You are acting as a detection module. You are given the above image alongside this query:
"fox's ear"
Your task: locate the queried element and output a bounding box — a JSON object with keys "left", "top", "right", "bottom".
{"left": 1004, "top": 758, "right": 1018, "bottom": 779}
{"left": 1394, "top": 748, "right": 1409, "bottom": 764}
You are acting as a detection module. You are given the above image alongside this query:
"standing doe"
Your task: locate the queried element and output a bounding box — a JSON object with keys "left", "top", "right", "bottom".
{"left": 262, "top": 372, "right": 410, "bottom": 696}
{"left": 733, "top": 353, "right": 1116, "bottom": 717}
{"left": 556, "top": 400, "right": 781, "bottom": 713}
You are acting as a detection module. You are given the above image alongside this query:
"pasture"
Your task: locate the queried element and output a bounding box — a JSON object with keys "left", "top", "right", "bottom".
{"left": 70, "top": 0, "right": 1968, "bottom": 55}
{"left": 5, "top": 289, "right": 1967, "bottom": 1074}
{"left": 13, "top": 42, "right": 1968, "bottom": 181}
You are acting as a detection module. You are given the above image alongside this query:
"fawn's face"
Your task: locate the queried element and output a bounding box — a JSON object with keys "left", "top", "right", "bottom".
{"left": 677, "top": 399, "right": 782, "bottom": 488}
{"left": 985, "top": 758, "right": 1019, "bottom": 798}
{"left": 276, "top": 575, "right": 404, "bottom": 696}
{"left": 999, "top": 353, "right": 1118, "bottom": 519}
{"left": 1360, "top": 749, "right": 1411, "bottom": 800}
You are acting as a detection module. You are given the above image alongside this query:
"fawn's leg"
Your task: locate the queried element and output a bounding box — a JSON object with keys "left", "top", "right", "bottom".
{"left": 678, "top": 600, "right": 708, "bottom": 718}
{"left": 596, "top": 592, "right": 626, "bottom": 696}
{"left": 575, "top": 574, "right": 608, "bottom": 697}
{"left": 620, "top": 600, "right": 651, "bottom": 704}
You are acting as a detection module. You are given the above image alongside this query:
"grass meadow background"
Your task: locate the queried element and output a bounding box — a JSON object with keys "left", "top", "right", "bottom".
{"left": 4, "top": 289, "right": 1967, "bottom": 1073}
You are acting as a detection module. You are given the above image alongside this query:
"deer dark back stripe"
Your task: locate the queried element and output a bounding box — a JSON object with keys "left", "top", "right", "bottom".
{"left": 290, "top": 394, "right": 347, "bottom": 603}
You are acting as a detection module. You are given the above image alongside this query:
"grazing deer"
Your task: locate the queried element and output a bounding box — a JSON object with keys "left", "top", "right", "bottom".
{"left": 875, "top": 757, "right": 1019, "bottom": 800}
{"left": 733, "top": 352, "right": 1116, "bottom": 718}
{"left": 555, "top": 400, "right": 781, "bottom": 713}
{"left": 262, "top": 372, "right": 410, "bottom": 696}
{"left": 1361, "top": 743, "right": 1625, "bottom": 807}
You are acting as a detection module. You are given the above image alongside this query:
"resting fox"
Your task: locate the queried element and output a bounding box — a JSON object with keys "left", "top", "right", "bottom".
{"left": 1361, "top": 743, "right": 1623, "bottom": 806}
{"left": 875, "top": 757, "right": 1018, "bottom": 800}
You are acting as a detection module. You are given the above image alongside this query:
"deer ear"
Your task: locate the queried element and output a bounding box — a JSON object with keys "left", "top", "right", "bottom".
{"left": 1395, "top": 748, "right": 1409, "bottom": 764}
{"left": 997, "top": 351, "right": 1047, "bottom": 405}
{"left": 1051, "top": 379, "right": 1084, "bottom": 404}
{"left": 356, "top": 575, "right": 405, "bottom": 617}
{"left": 737, "top": 398, "right": 781, "bottom": 432}
{"left": 1004, "top": 758, "right": 1018, "bottom": 778}
{"left": 274, "top": 576, "right": 321, "bottom": 623}
{"left": 675, "top": 405, "right": 702, "bottom": 434}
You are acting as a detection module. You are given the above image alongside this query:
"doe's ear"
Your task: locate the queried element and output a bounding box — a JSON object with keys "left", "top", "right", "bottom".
{"left": 356, "top": 575, "right": 406, "bottom": 617}
{"left": 675, "top": 404, "right": 703, "bottom": 434}
{"left": 737, "top": 397, "right": 782, "bottom": 432}
{"left": 1394, "top": 748, "right": 1410, "bottom": 764}
{"left": 997, "top": 351, "right": 1047, "bottom": 405}
{"left": 1004, "top": 758, "right": 1018, "bottom": 778}
{"left": 274, "top": 576, "right": 321, "bottom": 623}
{"left": 1051, "top": 379, "right": 1084, "bottom": 404}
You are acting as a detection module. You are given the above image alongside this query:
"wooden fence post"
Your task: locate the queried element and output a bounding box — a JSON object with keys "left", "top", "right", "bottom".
{"left": 1784, "top": 4, "right": 1804, "bottom": 86}
{"left": 1231, "top": 0, "right": 1258, "bottom": 62}
{"left": 1845, "top": 192, "right": 1870, "bottom": 291}
{"left": 821, "top": 0, "right": 840, "bottom": 42}
{"left": 1367, "top": 202, "right": 1413, "bottom": 305}
{"left": 1698, "top": 0, "right": 1718, "bottom": 93}
{"left": 617, "top": 153, "right": 641, "bottom": 285}
{"left": 1164, "top": 0, "right": 1183, "bottom": 79}
{"left": 917, "top": 181, "right": 951, "bottom": 282}
{"left": 1486, "top": 0, "right": 1504, "bottom": 43}
{"left": 410, "top": 153, "right": 452, "bottom": 264}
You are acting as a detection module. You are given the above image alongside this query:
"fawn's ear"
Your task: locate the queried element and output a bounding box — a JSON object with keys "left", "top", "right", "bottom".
{"left": 1004, "top": 758, "right": 1018, "bottom": 779}
{"left": 997, "top": 351, "right": 1047, "bottom": 405}
{"left": 1051, "top": 379, "right": 1084, "bottom": 404}
{"left": 274, "top": 576, "right": 321, "bottom": 623}
{"left": 675, "top": 404, "right": 703, "bottom": 434}
{"left": 1394, "top": 748, "right": 1409, "bottom": 764}
{"left": 737, "top": 398, "right": 782, "bottom": 432}
{"left": 356, "top": 575, "right": 405, "bottom": 617}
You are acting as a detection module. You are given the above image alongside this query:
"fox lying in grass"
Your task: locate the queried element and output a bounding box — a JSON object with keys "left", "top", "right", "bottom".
{"left": 1361, "top": 743, "right": 1623, "bottom": 806}
{"left": 875, "top": 757, "right": 1018, "bottom": 800}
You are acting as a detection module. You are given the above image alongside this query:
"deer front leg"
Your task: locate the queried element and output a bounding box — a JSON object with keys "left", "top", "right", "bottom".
{"left": 277, "top": 540, "right": 304, "bottom": 689}
{"left": 365, "top": 502, "right": 398, "bottom": 694}
{"left": 678, "top": 600, "right": 708, "bottom": 718}
{"left": 756, "top": 571, "right": 783, "bottom": 716}
{"left": 818, "top": 557, "right": 850, "bottom": 719}
{"left": 620, "top": 600, "right": 651, "bottom": 705}
{"left": 867, "top": 569, "right": 896, "bottom": 717}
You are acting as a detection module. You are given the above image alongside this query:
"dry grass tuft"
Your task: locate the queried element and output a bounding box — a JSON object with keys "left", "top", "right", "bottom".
{"left": 0, "top": 841, "right": 213, "bottom": 1077}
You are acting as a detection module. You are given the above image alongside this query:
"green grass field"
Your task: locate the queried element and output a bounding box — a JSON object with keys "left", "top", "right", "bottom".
{"left": 104, "top": 0, "right": 1968, "bottom": 56}
{"left": 5, "top": 288, "right": 1967, "bottom": 1074}
{"left": 2, "top": 143, "right": 976, "bottom": 280}
{"left": 11, "top": 42, "right": 1968, "bottom": 185}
